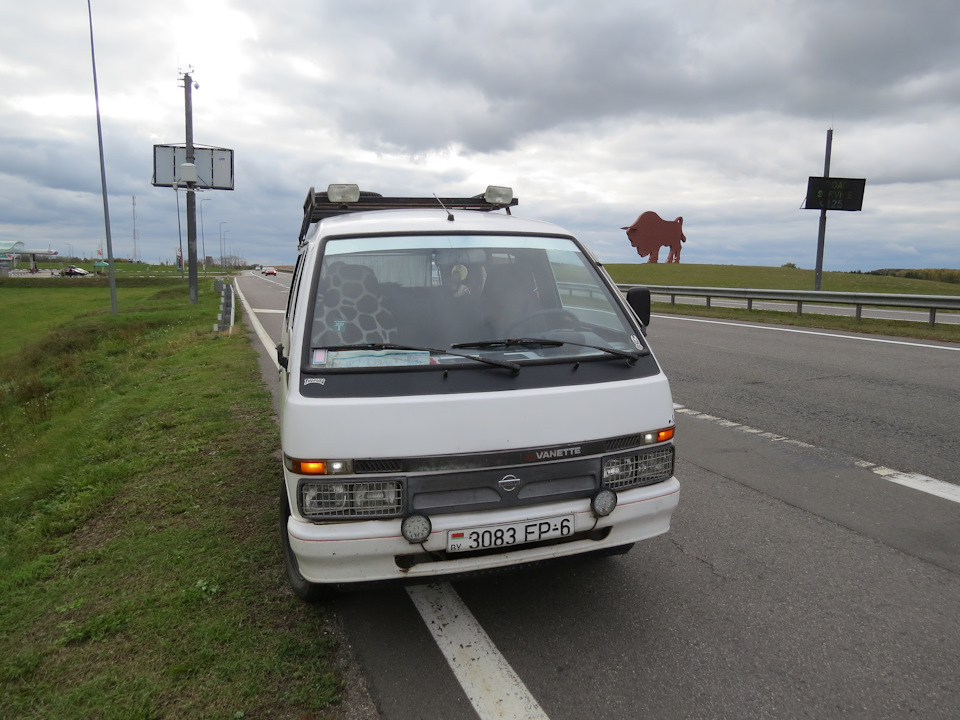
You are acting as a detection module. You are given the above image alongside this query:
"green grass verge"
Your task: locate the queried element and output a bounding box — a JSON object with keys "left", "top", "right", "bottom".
{"left": 605, "top": 264, "right": 960, "bottom": 344}
{"left": 0, "top": 283, "right": 186, "bottom": 357}
{"left": 0, "top": 282, "right": 345, "bottom": 719}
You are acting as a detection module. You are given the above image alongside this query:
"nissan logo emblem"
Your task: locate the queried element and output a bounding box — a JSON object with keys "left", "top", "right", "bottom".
{"left": 499, "top": 475, "right": 520, "bottom": 492}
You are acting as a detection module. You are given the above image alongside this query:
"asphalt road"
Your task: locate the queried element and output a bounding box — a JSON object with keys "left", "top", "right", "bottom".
{"left": 237, "top": 272, "right": 960, "bottom": 720}
{"left": 651, "top": 314, "right": 960, "bottom": 483}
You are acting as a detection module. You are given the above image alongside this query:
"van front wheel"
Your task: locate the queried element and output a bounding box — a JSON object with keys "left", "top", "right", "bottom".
{"left": 280, "top": 485, "right": 336, "bottom": 602}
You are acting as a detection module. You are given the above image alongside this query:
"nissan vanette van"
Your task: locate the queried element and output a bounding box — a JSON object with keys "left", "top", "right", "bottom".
{"left": 278, "top": 185, "right": 679, "bottom": 600}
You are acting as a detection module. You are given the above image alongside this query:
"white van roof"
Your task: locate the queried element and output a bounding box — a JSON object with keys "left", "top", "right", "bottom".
{"left": 302, "top": 207, "right": 571, "bottom": 245}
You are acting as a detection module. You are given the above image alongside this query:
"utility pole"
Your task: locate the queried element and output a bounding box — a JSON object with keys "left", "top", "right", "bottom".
{"left": 183, "top": 71, "right": 199, "bottom": 303}
{"left": 152, "top": 75, "right": 233, "bottom": 288}
{"left": 814, "top": 128, "right": 833, "bottom": 291}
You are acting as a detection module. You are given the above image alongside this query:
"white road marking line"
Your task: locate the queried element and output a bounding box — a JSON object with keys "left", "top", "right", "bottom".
{"left": 407, "top": 583, "right": 549, "bottom": 720}
{"left": 655, "top": 315, "right": 960, "bottom": 352}
{"left": 854, "top": 461, "right": 960, "bottom": 503}
{"left": 674, "top": 404, "right": 960, "bottom": 505}
{"left": 674, "top": 406, "right": 814, "bottom": 448}
{"left": 233, "top": 280, "right": 280, "bottom": 370}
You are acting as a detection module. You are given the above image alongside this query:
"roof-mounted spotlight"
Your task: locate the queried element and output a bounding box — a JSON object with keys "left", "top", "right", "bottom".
{"left": 484, "top": 186, "right": 513, "bottom": 205}
{"left": 327, "top": 184, "right": 361, "bottom": 203}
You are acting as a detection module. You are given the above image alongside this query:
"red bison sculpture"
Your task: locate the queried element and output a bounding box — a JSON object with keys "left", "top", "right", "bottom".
{"left": 622, "top": 212, "right": 686, "bottom": 263}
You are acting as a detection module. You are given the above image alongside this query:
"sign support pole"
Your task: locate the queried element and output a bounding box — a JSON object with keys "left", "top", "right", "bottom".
{"left": 184, "top": 72, "right": 199, "bottom": 304}
{"left": 814, "top": 128, "right": 833, "bottom": 291}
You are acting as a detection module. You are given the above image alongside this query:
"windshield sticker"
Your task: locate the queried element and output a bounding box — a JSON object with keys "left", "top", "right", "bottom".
{"left": 328, "top": 350, "right": 432, "bottom": 368}
{"left": 313, "top": 349, "right": 328, "bottom": 365}
{"left": 631, "top": 335, "right": 643, "bottom": 350}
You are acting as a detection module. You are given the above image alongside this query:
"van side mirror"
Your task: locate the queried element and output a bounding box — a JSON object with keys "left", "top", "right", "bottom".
{"left": 626, "top": 287, "right": 651, "bottom": 326}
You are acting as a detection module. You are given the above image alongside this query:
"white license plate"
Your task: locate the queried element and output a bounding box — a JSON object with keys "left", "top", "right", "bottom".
{"left": 446, "top": 515, "right": 574, "bottom": 553}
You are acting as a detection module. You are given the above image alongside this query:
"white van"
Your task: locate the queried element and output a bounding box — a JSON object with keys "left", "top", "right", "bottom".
{"left": 278, "top": 185, "right": 679, "bottom": 600}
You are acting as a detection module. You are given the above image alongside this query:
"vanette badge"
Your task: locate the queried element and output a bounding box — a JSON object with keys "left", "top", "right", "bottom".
{"left": 499, "top": 475, "right": 520, "bottom": 492}
{"left": 524, "top": 446, "right": 582, "bottom": 462}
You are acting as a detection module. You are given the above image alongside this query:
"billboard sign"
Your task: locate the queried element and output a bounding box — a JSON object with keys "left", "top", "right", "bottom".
{"left": 153, "top": 144, "right": 234, "bottom": 190}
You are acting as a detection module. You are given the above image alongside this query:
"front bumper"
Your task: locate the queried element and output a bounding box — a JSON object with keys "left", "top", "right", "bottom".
{"left": 287, "top": 477, "right": 680, "bottom": 585}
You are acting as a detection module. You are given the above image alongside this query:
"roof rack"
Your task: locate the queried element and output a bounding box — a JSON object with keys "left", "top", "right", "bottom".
{"left": 299, "top": 185, "right": 519, "bottom": 241}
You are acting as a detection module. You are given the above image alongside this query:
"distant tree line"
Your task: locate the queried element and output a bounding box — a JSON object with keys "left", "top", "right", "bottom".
{"left": 865, "top": 268, "right": 960, "bottom": 285}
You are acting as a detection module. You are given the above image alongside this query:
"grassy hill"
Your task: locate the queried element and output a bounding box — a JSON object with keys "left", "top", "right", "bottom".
{"left": 605, "top": 263, "right": 960, "bottom": 296}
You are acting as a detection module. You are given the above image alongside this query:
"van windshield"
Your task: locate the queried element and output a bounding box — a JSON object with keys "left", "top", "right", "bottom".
{"left": 306, "top": 234, "right": 645, "bottom": 369}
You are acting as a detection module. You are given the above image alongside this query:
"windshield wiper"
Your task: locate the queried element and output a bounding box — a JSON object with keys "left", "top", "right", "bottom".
{"left": 452, "top": 338, "right": 563, "bottom": 349}
{"left": 321, "top": 343, "right": 520, "bottom": 372}
{"left": 452, "top": 337, "right": 649, "bottom": 364}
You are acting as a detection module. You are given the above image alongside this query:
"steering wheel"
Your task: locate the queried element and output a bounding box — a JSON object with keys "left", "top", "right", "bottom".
{"left": 504, "top": 309, "right": 582, "bottom": 335}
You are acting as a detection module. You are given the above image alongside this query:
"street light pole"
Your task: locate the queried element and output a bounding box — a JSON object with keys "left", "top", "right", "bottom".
{"left": 219, "top": 221, "right": 227, "bottom": 271}
{"left": 86, "top": 0, "right": 118, "bottom": 314}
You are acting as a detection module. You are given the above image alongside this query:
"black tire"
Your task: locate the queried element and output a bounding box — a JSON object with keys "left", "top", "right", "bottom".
{"left": 280, "top": 483, "right": 336, "bottom": 602}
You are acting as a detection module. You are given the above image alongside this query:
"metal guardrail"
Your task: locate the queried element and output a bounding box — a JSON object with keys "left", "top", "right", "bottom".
{"left": 558, "top": 281, "right": 606, "bottom": 300}
{"left": 213, "top": 279, "right": 235, "bottom": 332}
{"left": 616, "top": 284, "right": 960, "bottom": 326}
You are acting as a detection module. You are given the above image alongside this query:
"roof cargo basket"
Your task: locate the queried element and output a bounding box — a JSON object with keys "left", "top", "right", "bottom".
{"left": 299, "top": 185, "right": 518, "bottom": 241}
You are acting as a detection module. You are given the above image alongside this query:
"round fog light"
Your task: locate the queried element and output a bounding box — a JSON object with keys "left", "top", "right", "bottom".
{"left": 592, "top": 489, "right": 618, "bottom": 517}
{"left": 401, "top": 514, "right": 432, "bottom": 544}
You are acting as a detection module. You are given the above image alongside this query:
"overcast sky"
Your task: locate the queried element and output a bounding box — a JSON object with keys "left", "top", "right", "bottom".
{"left": 2, "top": 0, "right": 959, "bottom": 271}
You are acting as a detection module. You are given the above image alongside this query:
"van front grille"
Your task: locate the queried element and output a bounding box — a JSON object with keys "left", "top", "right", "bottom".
{"left": 355, "top": 459, "right": 404, "bottom": 474}
{"left": 351, "top": 432, "right": 652, "bottom": 474}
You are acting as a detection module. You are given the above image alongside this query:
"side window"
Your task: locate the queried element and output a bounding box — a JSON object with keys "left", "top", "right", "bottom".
{"left": 285, "top": 251, "right": 306, "bottom": 326}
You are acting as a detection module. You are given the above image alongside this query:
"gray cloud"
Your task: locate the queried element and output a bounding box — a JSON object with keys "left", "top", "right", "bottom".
{"left": 1, "top": 0, "right": 958, "bottom": 270}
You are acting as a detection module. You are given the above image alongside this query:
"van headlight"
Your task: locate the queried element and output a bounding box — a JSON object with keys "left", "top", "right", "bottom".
{"left": 298, "top": 480, "right": 404, "bottom": 518}
{"left": 603, "top": 446, "right": 674, "bottom": 490}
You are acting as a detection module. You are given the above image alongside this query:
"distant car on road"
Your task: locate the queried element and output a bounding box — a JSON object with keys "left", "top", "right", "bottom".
{"left": 263, "top": 266, "right": 277, "bottom": 276}
{"left": 62, "top": 265, "right": 89, "bottom": 277}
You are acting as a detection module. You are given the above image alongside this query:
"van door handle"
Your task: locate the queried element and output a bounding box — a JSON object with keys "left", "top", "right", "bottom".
{"left": 276, "top": 343, "right": 288, "bottom": 370}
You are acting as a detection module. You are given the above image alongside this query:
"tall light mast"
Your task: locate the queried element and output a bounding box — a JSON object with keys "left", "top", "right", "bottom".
{"left": 132, "top": 195, "right": 139, "bottom": 261}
